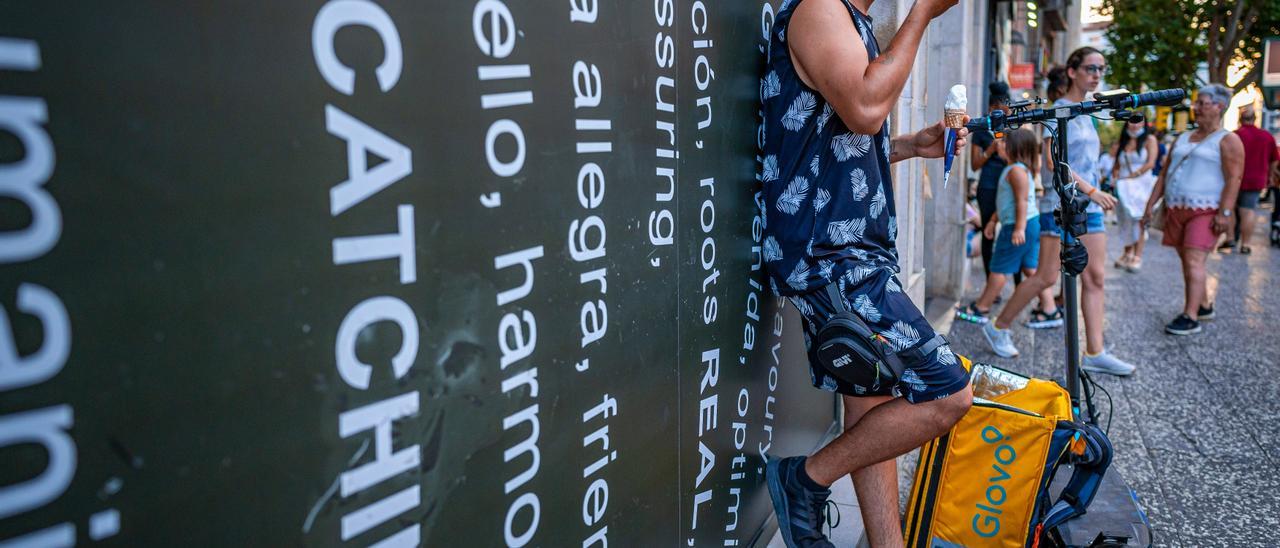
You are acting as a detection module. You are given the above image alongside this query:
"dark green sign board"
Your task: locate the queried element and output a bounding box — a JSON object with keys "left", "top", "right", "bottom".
{"left": 0, "top": 1, "right": 835, "bottom": 545}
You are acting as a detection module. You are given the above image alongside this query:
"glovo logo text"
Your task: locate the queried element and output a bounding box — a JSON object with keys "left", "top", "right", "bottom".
{"left": 972, "top": 425, "right": 1017, "bottom": 538}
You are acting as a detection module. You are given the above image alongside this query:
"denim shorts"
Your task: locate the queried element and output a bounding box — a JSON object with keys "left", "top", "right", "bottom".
{"left": 788, "top": 265, "right": 971, "bottom": 403}
{"left": 990, "top": 220, "right": 1041, "bottom": 274}
{"left": 1239, "top": 190, "right": 1261, "bottom": 209}
{"left": 1038, "top": 210, "right": 1105, "bottom": 237}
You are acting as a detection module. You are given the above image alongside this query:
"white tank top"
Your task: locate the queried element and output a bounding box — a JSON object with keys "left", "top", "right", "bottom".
{"left": 1165, "top": 130, "right": 1227, "bottom": 209}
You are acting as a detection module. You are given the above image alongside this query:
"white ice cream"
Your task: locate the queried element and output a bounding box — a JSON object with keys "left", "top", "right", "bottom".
{"left": 945, "top": 84, "right": 967, "bottom": 110}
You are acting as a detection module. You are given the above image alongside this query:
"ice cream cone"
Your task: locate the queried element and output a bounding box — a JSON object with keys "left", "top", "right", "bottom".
{"left": 942, "top": 85, "right": 968, "bottom": 189}
{"left": 942, "top": 127, "right": 958, "bottom": 189}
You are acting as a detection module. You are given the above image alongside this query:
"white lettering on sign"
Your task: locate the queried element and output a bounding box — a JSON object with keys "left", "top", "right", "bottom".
{"left": 0, "top": 94, "right": 59, "bottom": 263}
{"left": 568, "top": 60, "right": 611, "bottom": 352}
{"left": 685, "top": 3, "right": 727, "bottom": 543}
{"left": 325, "top": 105, "right": 414, "bottom": 217}
{"left": 311, "top": 1, "right": 422, "bottom": 545}
{"left": 580, "top": 394, "right": 617, "bottom": 548}
{"left": 566, "top": 7, "right": 621, "bottom": 548}
{"left": 0, "top": 406, "right": 75, "bottom": 520}
{"left": 334, "top": 295, "right": 420, "bottom": 390}
{"left": 312, "top": 0, "right": 403, "bottom": 95}
{"left": 0, "top": 284, "right": 69, "bottom": 392}
{"left": 648, "top": 0, "right": 677, "bottom": 263}
{"left": 0, "top": 36, "right": 111, "bottom": 546}
{"left": 494, "top": 244, "right": 544, "bottom": 548}
{"left": 475, "top": 0, "right": 534, "bottom": 207}
{"left": 721, "top": 8, "right": 778, "bottom": 544}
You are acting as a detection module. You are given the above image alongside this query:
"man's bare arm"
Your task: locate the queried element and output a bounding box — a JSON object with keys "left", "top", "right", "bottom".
{"left": 788, "top": 0, "right": 957, "bottom": 135}
{"left": 889, "top": 135, "right": 915, "bottom": 163}
{"left": 889, "top": 120, "right": 967, "bottom": 163}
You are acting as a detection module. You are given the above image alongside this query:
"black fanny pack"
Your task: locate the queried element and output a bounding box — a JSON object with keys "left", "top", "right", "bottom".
{"left": 811, "top": 284, "right": 947, "bottom": 395}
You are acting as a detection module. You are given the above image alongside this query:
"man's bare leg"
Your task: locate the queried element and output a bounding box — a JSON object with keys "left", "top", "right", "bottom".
{"left": 841, "top": 394, "right": 901, "bottom": 547}
{"left": 806, "top": 385, "right": 972, "bottom": 487}
{"left": 1240, "top": 208, "right": 1256, "bottom": 250}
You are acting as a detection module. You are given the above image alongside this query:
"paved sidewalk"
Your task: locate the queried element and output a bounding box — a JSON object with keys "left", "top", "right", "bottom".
{"left": 947, "top": 214, "right": 1280, "bottom": 547}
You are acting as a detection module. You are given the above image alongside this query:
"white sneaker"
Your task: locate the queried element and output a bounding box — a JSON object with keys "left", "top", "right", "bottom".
{"left": 1082, "top": 350, "right": 1136, "bottom": 377}
{"left": 982, "top": 322, "right": 1020, "bottom": 358}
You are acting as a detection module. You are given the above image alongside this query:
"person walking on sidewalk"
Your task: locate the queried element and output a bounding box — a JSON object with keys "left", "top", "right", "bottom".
{"left": 963, "top": 129, "right": 1042, "bottom": 325}
{"left": 1143, "top": 84, "right": 1244, "bottom": 335}
{"left": 1231, "top": 107, "right": 1278, "bottom": 254}
{"left": 980, "top": 52, "right": 1132, "bottom": 376}
{"left": 972, "top": 82, "right": 1012, "bottom": 279}
{"left": 1111, "top": 119, "right": 1158, "bottom": 271}
{"left": 757, "top": 0, "right": 972, "bottom": 546}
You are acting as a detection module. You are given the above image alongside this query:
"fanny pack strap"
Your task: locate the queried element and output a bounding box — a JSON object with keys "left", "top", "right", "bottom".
{"left": 825, "top": 283, "right": 849, "bottom": 314}
{"left": 903, "top": 333, "right": 947, "bottom": 363}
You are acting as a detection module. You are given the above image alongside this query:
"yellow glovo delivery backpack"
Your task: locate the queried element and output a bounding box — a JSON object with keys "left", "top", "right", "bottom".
{"left": 904, "top": 359, "right": 1113, "bottom": 548}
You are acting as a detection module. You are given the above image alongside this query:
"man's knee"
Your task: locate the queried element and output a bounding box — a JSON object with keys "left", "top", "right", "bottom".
{"left": 933, "top": 383, "right": 973, "bottom": 428}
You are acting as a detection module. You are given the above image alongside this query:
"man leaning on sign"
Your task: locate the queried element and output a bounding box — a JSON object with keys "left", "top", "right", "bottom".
{"left": 756, "top": 0, "right": 972, "bottom": 546}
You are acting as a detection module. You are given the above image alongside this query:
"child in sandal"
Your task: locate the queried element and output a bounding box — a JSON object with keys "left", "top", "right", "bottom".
{"left": 959, "top": 129, "right": 1041, "bottom": 325}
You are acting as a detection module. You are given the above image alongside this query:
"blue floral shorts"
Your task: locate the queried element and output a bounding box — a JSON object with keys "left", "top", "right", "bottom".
{"left": 789, "top": 264, "right": 971, "bottom": 403}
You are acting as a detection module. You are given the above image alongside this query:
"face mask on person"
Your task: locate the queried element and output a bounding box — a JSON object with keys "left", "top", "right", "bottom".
{"left": 1126, "top": 128, "right": 1143, "bottom": 138}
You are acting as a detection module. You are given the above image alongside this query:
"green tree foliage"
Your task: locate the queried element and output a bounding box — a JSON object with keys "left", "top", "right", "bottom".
{"left": 1101, "top": 0, "right": 1280, "bottom": 92}
{"left": 1201, "top": 0, "right": 1280, "bottom": 91}
{"left": 1101, "top": 0, "right": 1202, "bottom": 92}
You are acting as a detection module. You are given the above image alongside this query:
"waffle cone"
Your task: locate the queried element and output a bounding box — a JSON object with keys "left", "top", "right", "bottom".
{"left": 944, "top": 109, "right": 966, "bottom": 128}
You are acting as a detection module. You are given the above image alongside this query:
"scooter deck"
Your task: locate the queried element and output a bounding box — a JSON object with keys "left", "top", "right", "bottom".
{"left": 1048, "top": 465, "right": 1154, "bottom": 547}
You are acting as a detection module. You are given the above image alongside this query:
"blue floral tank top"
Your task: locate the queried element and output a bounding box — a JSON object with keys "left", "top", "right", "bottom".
{"left": 759, "top": 0, "right": 898, "bottom": 297}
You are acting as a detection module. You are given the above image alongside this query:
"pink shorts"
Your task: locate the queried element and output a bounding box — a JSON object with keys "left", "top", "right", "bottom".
{"left": 1161, "top": 207, "right": 1218, "bottom": 250}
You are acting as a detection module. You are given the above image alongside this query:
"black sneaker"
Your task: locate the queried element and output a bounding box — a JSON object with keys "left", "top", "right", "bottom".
{"left": 766, "top": 456, "right": 835, "bottom": 548}
{"left": 1165, "top": 314, "right": 1202, "bottom": 335}
{"left": 1197, "top": 304, "right": 1215, "bottom": 321}
{"left": 1218, "top": 240, "right": 1236, "bottom": 252}
{"left": 1025, "top": 308, "right": 1065, "bottom": 329}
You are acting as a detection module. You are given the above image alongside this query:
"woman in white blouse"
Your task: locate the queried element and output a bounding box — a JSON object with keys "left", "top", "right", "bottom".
{"left": 1143, "top": 83, "right": 1245, "bottom": 335}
